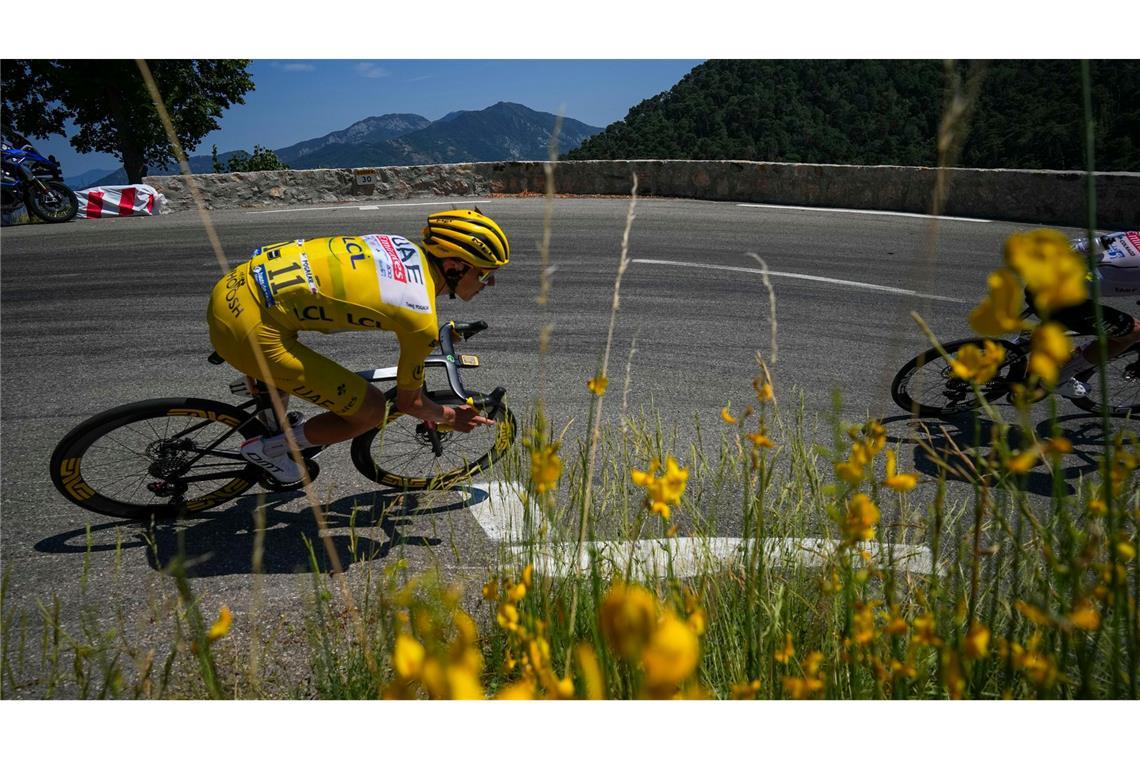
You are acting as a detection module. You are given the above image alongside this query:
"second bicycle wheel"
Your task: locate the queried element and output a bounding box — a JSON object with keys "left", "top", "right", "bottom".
{"left": 891, "top": 338, "right": 1022, "bottom": 417}
{"left": 1070, "top": 346, "right": 1140, "bottom": 416}
{"left": 49, "top": 398, "right": 267, "bottom": 520}
{"left": 350, "top": 389, "right": 516, "bottom": 490}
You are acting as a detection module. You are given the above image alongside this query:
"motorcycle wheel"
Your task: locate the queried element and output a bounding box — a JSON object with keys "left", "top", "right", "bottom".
{"left": 26, "top": 180, "right": 78, "bottom": 223}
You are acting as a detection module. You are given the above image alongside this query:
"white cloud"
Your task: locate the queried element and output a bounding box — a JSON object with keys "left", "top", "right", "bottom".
{"left": 355, "top": 62, "right": 390, "bottom": 79}
{"left": 270, "top": 61, "right": 316, "bottom": 73}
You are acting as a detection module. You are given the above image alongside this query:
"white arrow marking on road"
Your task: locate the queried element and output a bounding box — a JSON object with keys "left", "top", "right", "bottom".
{"left": 472, "top": 482, "right": 937, "bottom": 577}
{"left": 632, "top": 258, "right": 969, "bottom": 303}
{"left": 505, "top": 536, "right": 935, "bottom": 579}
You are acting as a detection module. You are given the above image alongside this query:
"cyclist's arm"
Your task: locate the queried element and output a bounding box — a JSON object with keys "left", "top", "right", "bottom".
{"left": 392, "top": 325, "right": 492, "bottom": 431}
{"left": 394, "top": 386, "right": 492, "bottom": 431}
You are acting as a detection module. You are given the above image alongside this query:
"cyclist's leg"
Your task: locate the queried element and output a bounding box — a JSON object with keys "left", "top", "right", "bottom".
{"left": 1047, "top": 300, "right": 1140, "bottom": 382}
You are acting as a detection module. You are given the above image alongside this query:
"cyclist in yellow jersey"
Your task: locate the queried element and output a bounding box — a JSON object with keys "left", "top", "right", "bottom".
{"left": 206, "top": 208, "right": 509, "bottom": 484}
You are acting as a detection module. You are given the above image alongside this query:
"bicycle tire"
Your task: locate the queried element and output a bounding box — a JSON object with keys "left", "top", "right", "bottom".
{"left": 891, "top": 338, "right": 1022, "bottom": 417}
{"left": 350, "top": 389, "right": 516, "bottom": 490}
{"left": 49, "top": 398, "right": 267, "bottom": 520}
{"left": 26, "top": 180, "right": 78, "bottom": 223}
{"left": 1069, "top": 346, "right": 1140, "bottom": 416}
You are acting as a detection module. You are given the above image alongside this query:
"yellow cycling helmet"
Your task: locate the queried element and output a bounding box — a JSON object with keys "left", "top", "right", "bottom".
{"left": 421, "top": 208, "right": 510, "bottom": 270}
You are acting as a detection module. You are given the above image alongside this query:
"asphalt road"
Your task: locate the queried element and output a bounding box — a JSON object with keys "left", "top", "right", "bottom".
{"left": 2, "top": 196, "right": 1131, "bottom": 695}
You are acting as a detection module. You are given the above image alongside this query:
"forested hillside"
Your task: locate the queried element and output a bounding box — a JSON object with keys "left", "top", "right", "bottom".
{"left": 565, "top": 60, "right": 1140, "bottom": 171}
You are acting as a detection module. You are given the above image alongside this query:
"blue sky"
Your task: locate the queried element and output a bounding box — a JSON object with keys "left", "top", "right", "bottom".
{"left": 41, "top": 60, "right": 702, "bottom": 177}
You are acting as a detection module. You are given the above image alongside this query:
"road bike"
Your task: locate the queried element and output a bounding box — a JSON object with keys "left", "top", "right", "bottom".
{"left": 50, "top": 321, "right": 516, "bottom": 520}
{"left": 891, "top": 309, "right": 1140, "bottom": 418}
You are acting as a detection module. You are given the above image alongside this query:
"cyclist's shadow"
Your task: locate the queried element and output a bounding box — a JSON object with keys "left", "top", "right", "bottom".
{"left": 883, "top": 412, "right": 1116, "bottom": 498}
{"left": 35, "top": 486, "right": 489, "bottom": 578}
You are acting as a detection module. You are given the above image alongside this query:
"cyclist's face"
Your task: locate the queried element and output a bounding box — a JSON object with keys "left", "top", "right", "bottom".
{"left": 454, "top": 264, "right": 495, "bottom": 301}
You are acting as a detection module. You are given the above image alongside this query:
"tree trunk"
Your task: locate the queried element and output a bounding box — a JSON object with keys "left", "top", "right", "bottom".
{"left": 104, "top": 81, "right": 146, "bottom": 184}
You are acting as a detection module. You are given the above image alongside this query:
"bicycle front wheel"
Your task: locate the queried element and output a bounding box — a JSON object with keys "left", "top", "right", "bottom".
{"left": 350, "top": 389, "right": 516, "bottom": 490}
{"left": 1070, "top": 346, "right": 1140, "bottom": 416}
{"left": 891, "top": 338, "right": 1021, "bottom": 417}
{"left": 49, "top": 398, "right": 266, "bottom": 520}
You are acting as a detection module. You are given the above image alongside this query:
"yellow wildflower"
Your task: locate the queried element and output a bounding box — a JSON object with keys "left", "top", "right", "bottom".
{"left": 631, "top": 455, "right": 689, "bottom": 522}
{"left": 773, "top": 632, "right": 795, "bottom": 663}
{"left": 883, "top": 449, "right": 918, "bottom": 492}
{"left": 964, "top": 621, "right": 991, "bottom": 660}
{"left": 852, "top": 602, "right": 876, "bottom": 646}
{"left": 446, "top": 665, "right": 485, "bottom": 700}
{"left": 481, "top": 579, "right": 499, "bottom": 601}
{"left": 1068, "top": 600, "right": 1100, "bottom": 632}
{"left": 1028, "top": 322, "right": 1073, "bottom": 387}
{"left": 911, "top": 613, "right": 942, "bottom": 647}
{"left": 883, "top": 611, "right": 908, "bottom": 637}
{"left": 1015, "top": 600, "right": 1052, "bottom": 627}
{"left": 835, "top": 460, "right": 865, "bottom": 484}
{"left": 942, "top": 651, "right": 966, "bottom": 700}
{"left": 496, "top": 603, "right": 520, "bottom": 632}
{"left": 1004, "top": 229, "right": 1088, "bottom": 313}
{"left": 207, "top": 606, "right": 233, "bottom": 642}
{"left": 599, "top": 583, "right": 658, "bottom": 661}
{"left": 843, "top": 493, "right": 881, "bottom": 542}
{"left": 783, "top": 651, "right": 825, "bottom": 699}
{"left": 720, "top": 404, "right": 738, "bottom": 425}
{"left": 951, "top": 340, "right": 1007, "bottom": 384}
{"left": 522, "top": 564, "right": 534, "bottom": 588}
{"left": 748, "top": 431, "right": 776, "bottom": 449}
{"left": 1116, "top": 542, "right": 1136, "bottom": 561}
{"left": 642, "top": 612, "right": 701, "bottom": 696}
{"left": 754, "top": 380, "right": 775, "bottom": 403}
{"left": 575, "top": 643, "right": 606, "bottom": 700}
{"left": 1045, "top": 436, "right": 1073, "bottom": 455}
{"left": 1088, "top": 497, "right": 1107, "bottom": 517}
{"left": 394, "top": 634, "right": 426, "bottom": 680}
{"left": 731, "top": 679, "right": 762, "bottom": 699}
{"left": 496, "top": 679, "right": 537, "bottom": 700}
{"left": 969, "top": 268, "right": 1025, "bottom": 336}
{"left": 507, "top": 582, "right": 527, "bottom": 603}
{"left": 1007, "top": 448, "right": 1040, "bottom": 475}
{"left": 587, "top": 374, "right": 608, "bottom": 397}
{"left": 530, "top": 442, "right": 562, "bottom": 494}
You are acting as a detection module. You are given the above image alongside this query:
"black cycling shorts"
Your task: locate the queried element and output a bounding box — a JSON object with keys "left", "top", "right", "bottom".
{"left": 1026, "top": 294, "right": 1137, "bottom": 338}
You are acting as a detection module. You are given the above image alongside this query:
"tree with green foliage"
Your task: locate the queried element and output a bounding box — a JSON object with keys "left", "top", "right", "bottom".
{"left": 212, "top": 144, "right": 290, "bottom": 173}
{"left": 2, "top": 60, "right": 255, "bottom": 183}
{"left": 565, "top": 60, "right": 1140, "bottom": 171}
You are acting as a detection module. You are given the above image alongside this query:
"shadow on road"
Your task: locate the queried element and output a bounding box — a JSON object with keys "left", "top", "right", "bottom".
{"left": 34, "top": 485, "right": 492, "bottom": 577}
{"left": 880, "top": 412, "right": 1120, "bottom": 498}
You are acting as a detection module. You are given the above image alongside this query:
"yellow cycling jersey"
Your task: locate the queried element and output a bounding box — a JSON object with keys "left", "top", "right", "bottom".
{"left": 243, "top": 234, "right": 439, "bottom": 390}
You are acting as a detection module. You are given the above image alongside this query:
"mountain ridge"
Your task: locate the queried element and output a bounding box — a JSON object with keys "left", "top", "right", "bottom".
{"left": 93, "top": 102, "right": 602, "bottom": 185}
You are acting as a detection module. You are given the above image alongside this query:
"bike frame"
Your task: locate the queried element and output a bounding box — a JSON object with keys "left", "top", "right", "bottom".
{"left": 176, "top": 320, "right": 501, "bottom": 478}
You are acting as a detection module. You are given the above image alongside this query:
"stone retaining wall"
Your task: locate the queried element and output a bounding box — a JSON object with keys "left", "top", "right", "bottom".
{"left": 145, "top": 160, "right": 1140, "bottom": 229}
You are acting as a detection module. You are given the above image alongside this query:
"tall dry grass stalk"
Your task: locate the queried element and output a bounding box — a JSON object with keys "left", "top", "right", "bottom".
{"left": 136, "top": 59, "right": 378, "bottom": 688}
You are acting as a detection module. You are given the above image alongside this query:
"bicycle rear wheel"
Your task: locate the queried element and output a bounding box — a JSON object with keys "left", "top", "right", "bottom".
{"left": 1070, "top": 346, "right": 1140, "bottom": 416}
{"left": 49, "top": 398, "right": 266, "bottom": 520}
{"left": 891, "top": 338, "right": 1022, "bottom": 417}
{"left": 350, "top": 389, "right": 516, "bottom": 490}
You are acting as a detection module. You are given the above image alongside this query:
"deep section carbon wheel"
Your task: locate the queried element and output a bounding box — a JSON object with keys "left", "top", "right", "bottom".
{"left": 49, "top": 398, "right": 266, "bottom": 520}
{"left": 350, "top": 389, "right": 516, "bottom": 490}
{"left": 1070, "top": 346, "right": 1140, "bottom": 416}
{"left": 891, "top": 338, "right": 1022, "bottom": 417}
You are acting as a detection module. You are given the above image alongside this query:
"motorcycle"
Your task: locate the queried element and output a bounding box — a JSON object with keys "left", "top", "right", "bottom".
{"left": 1, "top": 143, "right": 79, "bottom": 223}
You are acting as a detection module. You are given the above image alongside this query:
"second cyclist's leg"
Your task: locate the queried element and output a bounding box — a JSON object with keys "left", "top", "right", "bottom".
{"left": 1052, "top": 304, "right": 1140, "bottom": 397}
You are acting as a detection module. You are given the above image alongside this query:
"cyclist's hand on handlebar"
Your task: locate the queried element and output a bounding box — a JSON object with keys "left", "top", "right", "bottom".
{"left": 448, "top": 404, "right": 494, "bottom": 433}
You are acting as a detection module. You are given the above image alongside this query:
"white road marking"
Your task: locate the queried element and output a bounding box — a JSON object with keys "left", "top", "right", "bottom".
{"left": 507, "top": 537, "right": 936, "bottom": 578}
{"left": 632, "top": 258, "right": 969, "bottom": 303}
{"left": 737, "top": 202, "right": 992, "bottom": 223}
{"left": 469, "top": 481, "right": 936, "bottom": 577}
{"left": 465, "top": 481, "right": 547, "bottom": 543}
{"left": 246, "top": 200, "right": 492, "bottom": 215}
